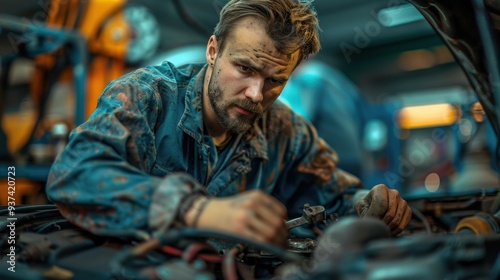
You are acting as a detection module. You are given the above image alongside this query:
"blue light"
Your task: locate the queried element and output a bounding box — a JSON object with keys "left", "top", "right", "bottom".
{"left": 378, "top": 4, "right": 425, "bottom": 27}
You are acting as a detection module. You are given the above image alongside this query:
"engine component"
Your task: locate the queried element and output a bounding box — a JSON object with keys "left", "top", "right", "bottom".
{"left": 285, "top": 204, "right": 326, "bottom": 230}
{"left": 287, "top": 238, "right": 318, "bottom": 254}
{"left": 455, "top": 211, "right": 500, "bottom": 234}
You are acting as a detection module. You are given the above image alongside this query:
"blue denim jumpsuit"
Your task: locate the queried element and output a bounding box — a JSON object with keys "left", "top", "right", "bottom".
{"left": 46, "top": 62, "right": 352, "bottom": 234}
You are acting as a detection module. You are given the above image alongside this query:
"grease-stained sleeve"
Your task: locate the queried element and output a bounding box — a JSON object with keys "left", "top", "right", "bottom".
{"left": 46, "top": 69, "right": 204, "bottom": 233}
{"left": 267, "top": 104, "right": 360, "bottom": 219}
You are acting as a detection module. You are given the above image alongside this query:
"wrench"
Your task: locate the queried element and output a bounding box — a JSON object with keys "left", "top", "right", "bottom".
{"left": 285, "top": 204, "right": 326, "bottom": 230}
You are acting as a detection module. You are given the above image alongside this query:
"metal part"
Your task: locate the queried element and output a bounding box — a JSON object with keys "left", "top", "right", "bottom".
{"left": 285, "top": 204, "right": 326, "bottom": 230}
{"left": 287, "top": 238, "right": 317, "bottom": 254}
{"left": 454, "top": 212, "right": 500, "bottom": 234}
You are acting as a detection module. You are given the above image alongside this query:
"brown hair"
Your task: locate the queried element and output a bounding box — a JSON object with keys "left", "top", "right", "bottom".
{"left": 213, "top": 0, "right": 321, "bottom": 62}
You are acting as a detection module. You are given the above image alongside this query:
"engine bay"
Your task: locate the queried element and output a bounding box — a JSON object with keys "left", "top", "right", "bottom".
{"left": 1, "top": 189, "right": 499, "bottom": 279}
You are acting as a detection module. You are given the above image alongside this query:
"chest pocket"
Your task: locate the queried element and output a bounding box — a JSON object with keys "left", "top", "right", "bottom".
{"left": 151, "top": 130, "right": 191, "bottom": 177}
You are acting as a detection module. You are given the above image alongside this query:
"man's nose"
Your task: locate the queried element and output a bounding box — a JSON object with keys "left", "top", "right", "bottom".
{"left": 244, "top": 78, "right": 264, "bottom": 103}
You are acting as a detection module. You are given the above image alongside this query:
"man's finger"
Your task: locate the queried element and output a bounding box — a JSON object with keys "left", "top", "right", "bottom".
{"left": 386, "top": 197, "right": 406, "bottom": 230}
{"left": 252, "top": 191, "right": 287, "bottom": 219}
{"left": 245, "top": 224, "right": 266, "bottom": 243}
{"left": 354, "top": 199, "right": 369, "bottom": 217}
{"left": 247, "top": 209, "right": 277, "bottom": 242}
{"left": 246, "top": 208, "right": 287, "bottom": 245}
{"left": 254, "top": 204, "right": 287, "bottom": 234}
{"left": 382, "top": 189, "right": 401, "bottom": 224}
{"left": 364, "top": 185, "right": 389, "bottom": 218}
{"left": 391, "top": 205, "right": 412, "bottom": 236}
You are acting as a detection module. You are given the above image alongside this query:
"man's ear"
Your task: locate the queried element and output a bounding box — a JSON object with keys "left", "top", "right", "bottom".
{"left": 206, "top": 35, "right": 218, "bottom": 66}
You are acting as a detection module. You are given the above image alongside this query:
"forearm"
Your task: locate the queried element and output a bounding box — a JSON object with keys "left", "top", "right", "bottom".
{"left": 47, "top": 155, "right": 162, "bottom": 231}
{"left": 48, "top": 158, "right": 206, "bottom": 232}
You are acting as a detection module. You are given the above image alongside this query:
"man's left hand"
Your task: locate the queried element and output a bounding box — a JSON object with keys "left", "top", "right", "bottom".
{"left": 354, "top": 184, "right": 412, "bottom": 236}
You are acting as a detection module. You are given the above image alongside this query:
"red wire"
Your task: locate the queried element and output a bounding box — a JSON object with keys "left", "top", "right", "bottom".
{"left": 162, "top": 245, "right": 183, "bottom": 257}
{"left": 183, "top": 243, "right": 206, "bottom": 263}
{"left": 162, "top": 245, "right": 223, "bottom": 263}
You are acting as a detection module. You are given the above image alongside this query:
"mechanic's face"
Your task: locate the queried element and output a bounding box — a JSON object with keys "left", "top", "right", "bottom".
{"left": 205, "top": 17, "right": 300, "bottom": 134}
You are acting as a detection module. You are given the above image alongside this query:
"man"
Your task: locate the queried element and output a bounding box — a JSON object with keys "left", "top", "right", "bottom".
{"left": 46, "top": 0, "right": 411, "bottom": 246}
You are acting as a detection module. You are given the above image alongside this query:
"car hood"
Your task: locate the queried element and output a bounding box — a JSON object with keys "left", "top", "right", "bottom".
{"left": 408, "top": 0, "right": 500, "bottom": 137}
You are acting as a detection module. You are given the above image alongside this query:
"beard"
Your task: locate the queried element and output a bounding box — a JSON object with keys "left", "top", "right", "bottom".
{"left": 208, "top": 65, "right": 264, "bottom": 134}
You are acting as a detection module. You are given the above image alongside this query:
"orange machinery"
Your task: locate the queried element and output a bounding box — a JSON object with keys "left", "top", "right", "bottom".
{"left": 31, "top": 0, "right": 131, "bottom": 125}
{"left": 0, "top": 0, "right": 134, "bottom": 204}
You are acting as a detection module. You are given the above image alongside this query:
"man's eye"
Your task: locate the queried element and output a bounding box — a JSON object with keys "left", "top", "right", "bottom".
{"left": 269, "top": 78, "right": 285, "bottom": 84}
{"left": 238, "top": 65, "right": 251, "bottom": 72}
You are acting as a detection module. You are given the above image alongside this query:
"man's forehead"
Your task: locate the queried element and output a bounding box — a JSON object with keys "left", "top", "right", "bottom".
{"left": 220, "top": 16, "right": 301, "bottom": 70}
{"left": 225, "top": 37, "right": 299, "bottom": 66}
{"left": 229, "top": 46, "right": 299, "bottom": 72}
{"left": 227, "top": 18, "right": 274, "bottom": 49}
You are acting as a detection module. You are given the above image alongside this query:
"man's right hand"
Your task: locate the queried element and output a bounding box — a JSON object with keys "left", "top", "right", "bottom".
{"left": 185, "top": 190, "right": 288, "bottom": 246}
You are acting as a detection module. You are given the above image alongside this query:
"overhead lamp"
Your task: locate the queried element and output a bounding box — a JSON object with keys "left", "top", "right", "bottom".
{"left": 398, "top": 103, "right": 459, "bottom": 129}
{"left": 377, "top": 4, "right": 425, "bottom": 27}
